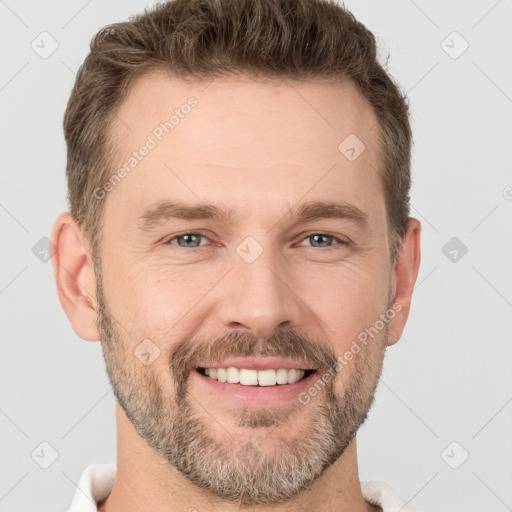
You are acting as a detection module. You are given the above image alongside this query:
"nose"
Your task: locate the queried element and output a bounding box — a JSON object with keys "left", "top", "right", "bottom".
{"left": 216, "top": 247, "right": 304, "bottom": 339}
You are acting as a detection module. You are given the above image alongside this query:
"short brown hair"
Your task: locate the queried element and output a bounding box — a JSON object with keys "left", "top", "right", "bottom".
{"left": 64, "top": 0, "right": 412, "bottom": 266}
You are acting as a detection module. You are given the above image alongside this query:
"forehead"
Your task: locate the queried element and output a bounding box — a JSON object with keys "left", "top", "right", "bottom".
{"left": 105, "top": 72, "right": 384, "bottom": 229}
{"left": 113, "top": 72, "right": 379, "bottom": 156}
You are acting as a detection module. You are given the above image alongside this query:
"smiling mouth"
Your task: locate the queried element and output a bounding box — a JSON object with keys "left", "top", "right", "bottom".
{"left": 195, "top": 367, "right": 317, "bottom": 387}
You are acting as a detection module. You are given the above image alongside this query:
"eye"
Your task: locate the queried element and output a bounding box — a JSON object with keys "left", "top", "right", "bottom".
{"left": 165, "top": 232, "right": 209, "bottom": 248}
{"left": 163, "top": 232, "right": 348, "bottom": 250}
{"left": 298, "top": 233, "right": 347, "bottom": 249}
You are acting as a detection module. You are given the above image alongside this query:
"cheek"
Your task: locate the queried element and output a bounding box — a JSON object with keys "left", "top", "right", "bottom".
{"left": 113, "top": 263, "right": 217, "bottom": 342}
{"left": 301, "top": 263, "right": 389, "bottom": 352}
{"left": 104, "top": 246, "right": 389, "bottom": 357}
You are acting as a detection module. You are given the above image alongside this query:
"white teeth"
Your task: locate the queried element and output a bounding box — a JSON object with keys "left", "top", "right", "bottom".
{"left": 288, "top": 369, "right": 305, "bottom": 384}
{"left": 240, "top": 369, "right": 258, "bottom": 385}
{"left": 202, "top": 367, "right": 309, "bottom": 386}
{"left": 258, "top": 369, "right": 277, "bottom": 386}
{"left": 226, "top": 367, "right": 240, "bottom": 384}
{"left": 276, "top": 368, "right": 289, "bottom": 384}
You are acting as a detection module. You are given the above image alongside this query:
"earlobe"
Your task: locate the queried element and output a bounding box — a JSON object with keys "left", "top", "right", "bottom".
{"left": 387, "top": 218, "right": 421, "bottom": 347}
{"left": 50, "top": 213, "right": 101, "bottom": 342}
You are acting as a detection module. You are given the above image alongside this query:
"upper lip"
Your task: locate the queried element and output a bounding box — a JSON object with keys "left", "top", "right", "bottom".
{"left": 195, "top": 357, "right": 317, "bottom": 371}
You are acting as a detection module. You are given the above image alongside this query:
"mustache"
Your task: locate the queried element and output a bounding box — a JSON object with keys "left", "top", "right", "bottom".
{"left": 169, "top": 329, "right": 339, "bottom": 381}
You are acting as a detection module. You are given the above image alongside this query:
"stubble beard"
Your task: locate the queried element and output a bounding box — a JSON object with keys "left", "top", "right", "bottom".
{"left": 95, "top": 271, "right": 388, "bottom": 505}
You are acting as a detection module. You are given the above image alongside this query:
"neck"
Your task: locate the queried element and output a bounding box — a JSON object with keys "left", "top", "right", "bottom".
{"left": 99, "top": 404, "right": 379, "bottom": 512}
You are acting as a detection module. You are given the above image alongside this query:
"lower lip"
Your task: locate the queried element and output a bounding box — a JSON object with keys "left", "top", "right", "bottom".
{"left": 190, "top": 369, "right": 321, "bottom": 405}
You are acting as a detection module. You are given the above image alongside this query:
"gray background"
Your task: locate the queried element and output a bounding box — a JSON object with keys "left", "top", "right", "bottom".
{"left": 1, "top": 0, "right": 511, "bottom": 510}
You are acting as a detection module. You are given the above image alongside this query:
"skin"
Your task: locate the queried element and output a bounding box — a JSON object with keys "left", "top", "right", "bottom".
{"left": 52, "top": 73, "right": 421, "bottom": 512}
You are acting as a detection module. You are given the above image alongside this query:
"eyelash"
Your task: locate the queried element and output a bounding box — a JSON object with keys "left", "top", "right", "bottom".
{"left": 163, "top": 232, "right": 349, "bottom": 251}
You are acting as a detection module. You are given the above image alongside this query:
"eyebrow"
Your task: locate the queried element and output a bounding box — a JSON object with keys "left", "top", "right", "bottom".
{"left": 136, "top": 199, "right": 368, "bottom": 231}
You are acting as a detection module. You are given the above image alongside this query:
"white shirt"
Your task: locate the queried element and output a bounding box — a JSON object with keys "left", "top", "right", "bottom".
{"left": 68, "top": 463, "right": 421, "bottom": 512}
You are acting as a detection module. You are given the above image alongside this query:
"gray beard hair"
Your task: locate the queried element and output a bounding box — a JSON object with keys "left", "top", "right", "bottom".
{"left": 95, "top": 272, "right": 387, "bottom": 506}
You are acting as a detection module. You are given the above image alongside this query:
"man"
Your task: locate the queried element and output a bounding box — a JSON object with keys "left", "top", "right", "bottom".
{"left": 51, "top": 0, "right": 422, "bottom": 510}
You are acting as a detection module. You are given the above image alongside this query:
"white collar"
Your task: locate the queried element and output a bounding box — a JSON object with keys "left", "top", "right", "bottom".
{"left": 68, "top": 463, "right": 420, "bottom": 512}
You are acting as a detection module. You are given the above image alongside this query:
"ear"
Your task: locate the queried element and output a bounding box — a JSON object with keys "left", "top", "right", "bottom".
{"left": 51, "top": 213, "right": 100, "bottom": 341}
{"left": 387, "top": 218, "right": 421, "bottom": 346}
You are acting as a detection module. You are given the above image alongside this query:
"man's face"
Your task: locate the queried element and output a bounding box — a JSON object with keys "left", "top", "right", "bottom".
{"left": 96, "top": 74, "right": 394, "bottom": 504}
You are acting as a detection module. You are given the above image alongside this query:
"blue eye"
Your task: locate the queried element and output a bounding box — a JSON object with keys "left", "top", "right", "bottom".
{"left": 164, "top": 232, "right": 347, "bottom": 250}
{"left": 299, "top": 233, "right": 345, "bottom": 248}
{"left": 166, "top": 233, "right": 208, "bottom": 248}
